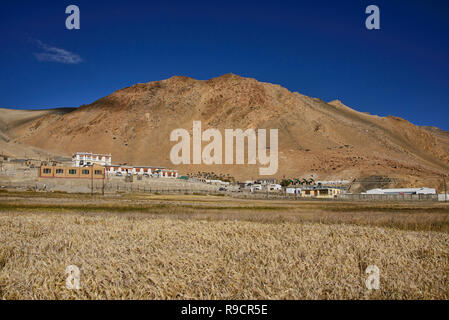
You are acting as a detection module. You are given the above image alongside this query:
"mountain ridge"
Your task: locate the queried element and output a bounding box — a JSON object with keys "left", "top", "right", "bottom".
{"left": 1, "top": 74, "right": 448, "bottom": 189}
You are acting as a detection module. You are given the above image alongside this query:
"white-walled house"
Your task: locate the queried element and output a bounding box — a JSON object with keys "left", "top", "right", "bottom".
{"left": 365, "top": 188, "right": 436, "bottom": 195}
{"left": 72, "top": 152, "right": 178, "bottom": 178}
{"left": 72, "top": 152, "right": 112, "bottom": 167}
{"left": 105, "top": 165, "right": 178, "bottom": 178}
{"left": 269, "top": 184, "right": 282, "bottom": 191}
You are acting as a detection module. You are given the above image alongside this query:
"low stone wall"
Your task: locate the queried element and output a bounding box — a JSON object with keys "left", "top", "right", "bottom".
{"left": 1, "top": 175, "right": 219, "bottom": 194}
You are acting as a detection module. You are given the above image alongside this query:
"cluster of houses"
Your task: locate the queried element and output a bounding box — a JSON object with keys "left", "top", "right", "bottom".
{"left": 40, "top": 152, "right": 178, "bottom": 180}
{"left": 36, "top": 152, "right": 445, "bottom": 201}
{"left": 240, "top": 183, "right": 438, "bottom": 199}
{"left": 240, "top": 180, "right": 344, "bottom": 199}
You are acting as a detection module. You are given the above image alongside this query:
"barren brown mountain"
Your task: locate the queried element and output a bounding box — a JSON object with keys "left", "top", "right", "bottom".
{"left": 0, "top": 107, "right": 74, "bottom": 160}
{"left": 2, "top": 74, "right": 449, "bottom": 190}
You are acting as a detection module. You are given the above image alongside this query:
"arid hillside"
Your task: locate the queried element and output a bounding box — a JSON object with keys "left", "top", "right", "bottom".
{"left": 0, "top": 107, "right": 74, "bottom": 160}
{"left": 2, "top": 74, "right": 449, "bottom": 189}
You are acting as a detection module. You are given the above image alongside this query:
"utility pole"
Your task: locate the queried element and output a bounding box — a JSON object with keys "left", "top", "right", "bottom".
{"left": 91, "top": 165, "right": 93, "bottom": 196}
{"left": 102, "top": 171, "right": 105, "bottom": 196}
{"left": 444, "top": 175, "right": 447, "bottom": 202}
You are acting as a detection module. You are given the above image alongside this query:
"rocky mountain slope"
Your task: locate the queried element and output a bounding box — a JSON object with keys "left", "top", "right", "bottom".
{"left": 2, "top": 74, "right": 448, "bottom": 189}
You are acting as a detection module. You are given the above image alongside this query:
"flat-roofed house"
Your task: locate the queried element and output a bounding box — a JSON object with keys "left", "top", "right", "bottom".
{"left": 365, "top": 188, "right": 436, "bottom": 195}
{"left": 40, "top": 164, "right": 105, "bottom": 179}
{"left": 104, "top": 165, "right": 178, "bottom": 178}
{"left": 300, "top": 186, "right": 343, "bottom": 198}
{"left": 72, "top": 152, "right": 112, "bottom": 167}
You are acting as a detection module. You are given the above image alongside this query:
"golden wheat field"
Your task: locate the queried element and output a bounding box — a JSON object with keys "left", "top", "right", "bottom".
{"left": 0, "top": 192, "right": 448, "bottom": 300}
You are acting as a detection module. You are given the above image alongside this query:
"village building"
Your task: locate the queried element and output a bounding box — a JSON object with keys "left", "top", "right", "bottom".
{"left": 299, "top": 186, "right": 343, "bottom": 198}
{"left": 365, "top": 188, "right": 436, "bottom": 195}
{"left": 268, "top": 184, "right": 282, "bottom": 191}
{"left": 39, "top": 164, "right": 105, "bottom": 179}
{"left": 286, "top": 187, "right": 302, "bottom": 195}
{"left": 72, "top": 152, "right": 112, "bottom": 167}
{"left": 105, "top": 165, "right": 178, "bottom": 178}
{"left": 72, "top": 152, "right": 178, "bottom": 177}
{"left": 39, "top": 152, "right": 178, "bottom": 180}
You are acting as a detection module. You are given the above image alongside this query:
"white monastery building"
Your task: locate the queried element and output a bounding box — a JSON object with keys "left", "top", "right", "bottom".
{"left": 105, "top": 165, "right": 178, "bottom": 178}
{"left": 72, "top": 152, "right": 112, "bottom": 167}
{"left": 72, "top": 152, "right": 177, "bottom": 178}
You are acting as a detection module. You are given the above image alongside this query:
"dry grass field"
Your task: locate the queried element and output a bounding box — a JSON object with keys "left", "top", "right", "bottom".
{"left": 0, "top": 191, "right": 448, "bottom": 299}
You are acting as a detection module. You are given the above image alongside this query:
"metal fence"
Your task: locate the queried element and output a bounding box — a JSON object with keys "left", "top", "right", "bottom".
{"left": 341, "top": 193, "right": 438, "bottom": 201}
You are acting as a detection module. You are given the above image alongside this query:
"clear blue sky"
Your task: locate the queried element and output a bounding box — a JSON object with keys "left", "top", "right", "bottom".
{"left": 1, "top": 0, "right": 448, "bottom": 130}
